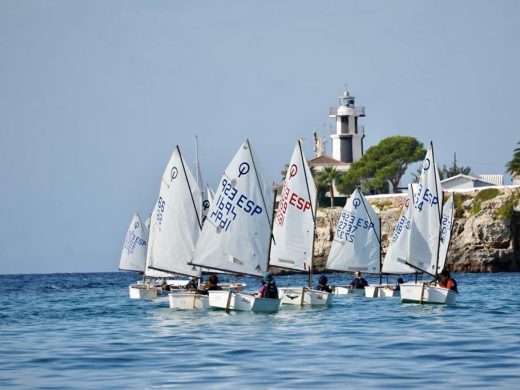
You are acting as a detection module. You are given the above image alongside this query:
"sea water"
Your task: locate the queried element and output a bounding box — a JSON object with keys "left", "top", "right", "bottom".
{"left": 0, "top": 272, "right": 519, "bottom": 389}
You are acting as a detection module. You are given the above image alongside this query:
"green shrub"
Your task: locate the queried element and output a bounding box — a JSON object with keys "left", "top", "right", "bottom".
{"left": 471, "top": 188, "right": 501, "bottom": 215}
{"left": 371, "top": 199, "right": 394, "bottom": 211}
{"left": 475, "top": 188, "right": 500, "bottom": 202}
{"left": 495, "top": 189, "right": 520, "bottom": 221}
{"left": 454, "top": 193, "right": 470, "bottom": 218}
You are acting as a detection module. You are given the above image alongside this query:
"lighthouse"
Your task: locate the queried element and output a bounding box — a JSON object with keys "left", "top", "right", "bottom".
{"left": 329, "top": 86, "right": 365, "bottom": 164}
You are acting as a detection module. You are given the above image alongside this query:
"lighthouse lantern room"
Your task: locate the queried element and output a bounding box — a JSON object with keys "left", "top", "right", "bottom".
{"left": 329, "top": 86, "right": 365, "bottom": 164}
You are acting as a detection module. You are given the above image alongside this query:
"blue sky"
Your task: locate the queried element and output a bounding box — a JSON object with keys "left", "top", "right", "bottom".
{"left": 1, "top": 0, "right": 519, "bottom": 274}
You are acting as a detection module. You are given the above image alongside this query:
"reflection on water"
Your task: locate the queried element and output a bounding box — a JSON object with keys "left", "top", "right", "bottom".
{"left": 1, "top": 272, "right": 519, "bottom": 388}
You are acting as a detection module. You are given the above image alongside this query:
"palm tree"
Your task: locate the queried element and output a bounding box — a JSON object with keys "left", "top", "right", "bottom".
{"left": 318, "top": 167, "right": 340, "bottom": 208}
{"left": 506, "top": 141, "right": 520, "bottom": 176}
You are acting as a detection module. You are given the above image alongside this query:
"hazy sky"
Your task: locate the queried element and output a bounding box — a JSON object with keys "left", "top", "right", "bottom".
{"left": 1, "top": 0, "right": 519, "bottom": 274}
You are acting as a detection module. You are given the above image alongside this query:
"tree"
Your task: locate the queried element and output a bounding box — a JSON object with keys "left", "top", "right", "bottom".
{"left": 438, "top": 153, "right": 472, "bottom": 180}
{"left": 317, "top": 167, "right": 340, "bottom": 207}
{"left": 337, "top": 136, "right": 425, "bottom": 194}
{"left": 506, "top": 141, "right": 520, "bottom": 176}
{"left": 412, "top": 160, "right": 472, "bottom": 181}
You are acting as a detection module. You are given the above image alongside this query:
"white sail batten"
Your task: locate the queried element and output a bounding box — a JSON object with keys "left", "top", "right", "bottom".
{"left": 326, "top": 188, "right": 381, "bottom": 273}
{"left": 119, "top": 212, "right": 148, "bottom": 272}
{"left": 191, "top": 140, "right": 273, "bottom": 277}
{"left": 407, "top": 143, "right": 442, "bottom": 274}
{"left": 146, "top": 146, "right": 202, "bottom": 277}
{"left": 381, "top": 185, "right": 416, "bottom": 274}
{"left": 437, "top": 194, "right": 455, "bottom": 273}
{"left": 270, "top": 141, "right": 316, "bottom": 271}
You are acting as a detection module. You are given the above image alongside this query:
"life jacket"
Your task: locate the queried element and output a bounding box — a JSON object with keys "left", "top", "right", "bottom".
{"left": 262, "top": 282, "right": 278, "bottom": 299}
{"left": 352, "top": 278, "right": 368, "bottom": 289}
{"left": 439, "top": 278, "right": 458, "bottom": 292}
{"left": 316, "top": 284, "right": 332, "bottom": 293}
{"left": 447, "top": 278, "right": 458, "bottom": 292}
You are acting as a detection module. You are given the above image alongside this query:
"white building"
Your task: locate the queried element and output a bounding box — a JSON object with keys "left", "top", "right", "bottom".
{"left": 441, "top": 174, "right": 498, "bottom": 190}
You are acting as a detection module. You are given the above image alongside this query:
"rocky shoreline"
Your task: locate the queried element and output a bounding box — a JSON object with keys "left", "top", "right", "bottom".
{"left": 307, "top": 187, "right": 520, "bottom": 273}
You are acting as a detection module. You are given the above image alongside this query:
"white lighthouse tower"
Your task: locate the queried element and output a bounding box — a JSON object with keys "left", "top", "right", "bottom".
{"left": 329, "top": 86, "right": 365, "bottom": 164}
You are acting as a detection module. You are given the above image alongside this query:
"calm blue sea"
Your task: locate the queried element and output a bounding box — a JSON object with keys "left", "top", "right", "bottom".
{"left": 1, "top": 272, "right": 519, "bottom": 389}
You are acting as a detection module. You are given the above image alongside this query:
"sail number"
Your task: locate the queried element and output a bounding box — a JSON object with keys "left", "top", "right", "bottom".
{"left": 276, "top": 180, "right": 311, "bottom": 227}
{"left": 124, "top": 231, "right": 147, "bottom": 255}
{"left": 156, "top": 196, "right": 166, "bottom": 226}
{"left": 414, "top": 184, "right": 439, "bottom": 212}
{"left": 210, "top": 178, "right": 263, "bottom": 232}
{"left": 336, "top": 211, "right": 374, "bottom": 243}
{"left": 392, "top": 215, "right": 411, "bottom": 243}
{"left": 439, "top": 214, "right": 452, "bottom": 243}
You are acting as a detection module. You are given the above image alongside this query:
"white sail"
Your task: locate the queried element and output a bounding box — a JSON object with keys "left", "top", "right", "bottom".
{"left": 437, "top": 194, "right": 454, "bottom": 273}
{"left": 270, "top": 141, "right": 316, "bottom": 271}
{"left": 144, "top": 214, "right": 151, "bottom": 235}
{"left": 407, "top": 143, "right": 442, "bottom": 274}
{"left": 207, "top": 185, "right": 215, "bottom": 202}
{"left": 191, "top": 139, "right": 274, "bottom": 277}
{"left": 326, "top": 188, "right": 381, "bottom": 273}
{"left": 119, "top": 212, "right": 148, "bottom": 272}
{"left": 146, "top": 146, "right": 203, "bottom": 277}
{"left": 201, "top": 185, "right": 215, "bottom": 225}
{"left": 381, "top": 185, "right": 416, "bottom": 274}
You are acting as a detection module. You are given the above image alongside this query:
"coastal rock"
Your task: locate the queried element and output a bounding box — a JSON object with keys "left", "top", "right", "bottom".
{"left": 310, "top": 188, "right": 520, "bottom": 273}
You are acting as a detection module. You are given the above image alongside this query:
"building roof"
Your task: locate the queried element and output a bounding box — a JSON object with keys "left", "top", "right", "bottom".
{"left": 478, "top": 174, "right": 504, "bottom": 186}
{"left": 440, "top": 173, "right": 496, "bottom": 186}
{"left": 308, "top": 155, "right": 348, "bottom": 166}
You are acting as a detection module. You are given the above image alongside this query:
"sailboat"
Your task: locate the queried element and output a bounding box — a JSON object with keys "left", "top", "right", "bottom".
{"left": 364, "top": 185, "right": 417, "bottom": 298}
{"left": 273, "top": 141, "right": 333, "bottom": 306}
{"left": 194, "top": 137, "right": 247, "bottom": 293}
{"left": 190, "top": 139, "right": 281, "bottom": 313}
{"left": 137, "top": 146, "right": 209, "bottom": 308}
{"left": 120, "top": 212, "right": 159, "bottom": 299}
{"left": 326, "top": 188, "right": 381, "bottom": 295}
{"left": 400, "top": 143, "right": 458, "bottom": 304}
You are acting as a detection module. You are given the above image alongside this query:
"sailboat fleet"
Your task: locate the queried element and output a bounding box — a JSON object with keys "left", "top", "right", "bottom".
{"left": 119, "top": 139, "right": 458, "bottom": 310}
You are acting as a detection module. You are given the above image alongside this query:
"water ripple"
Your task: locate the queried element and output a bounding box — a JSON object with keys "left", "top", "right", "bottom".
{"left": 1, "top": 272, "right": 520, "bottom": 388}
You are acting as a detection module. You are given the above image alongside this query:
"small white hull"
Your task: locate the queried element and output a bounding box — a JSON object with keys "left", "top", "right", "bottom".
{"left": 220, "top": 283, "right": 247, "bottom": 292}
{"left": 208, "top": 291, "right": 281, "bottom": 313}
{"left": 364, "top": 285, "right": 399, "bottom": 298}
{"left": 167, "top": 279, "right": 191, "bottom": 288}
{"left": 333, "top": 286, "right": 365, "bottom": 296}
{"left": 168, "top": 292, "right": 209, "bottom": 309}
{"left": 128, "top": 284, "right": 158, "bottom": 300}
{"left": 400, "top": 283, "right": 458, "bottom": 304}
{"left": 279, "top": 287, "right": 333, "bottom": 306}
{"left": 134, "top": 278, "right": 190, "bottom": 288}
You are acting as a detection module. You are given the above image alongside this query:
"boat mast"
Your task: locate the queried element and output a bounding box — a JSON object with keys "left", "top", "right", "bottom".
{"left": 379, "top": 217, "right": 382, "bottom": 285}
{"left": 266, "top": 186, "right": 278, "bottom": 272}
{"left": 431, "top": 142, "right": 443, "bottom": 280}
{"left": 358, "top": 189, "right": 382, "bottom": 277}
{"left": 178, "top": 146, "right": 203, "bottom": 231}
{"left": 195, "top": 135, "right": 205, "bottom": 208}
{"left": 247, "top": 139, "right": 273, "bottom": 233}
